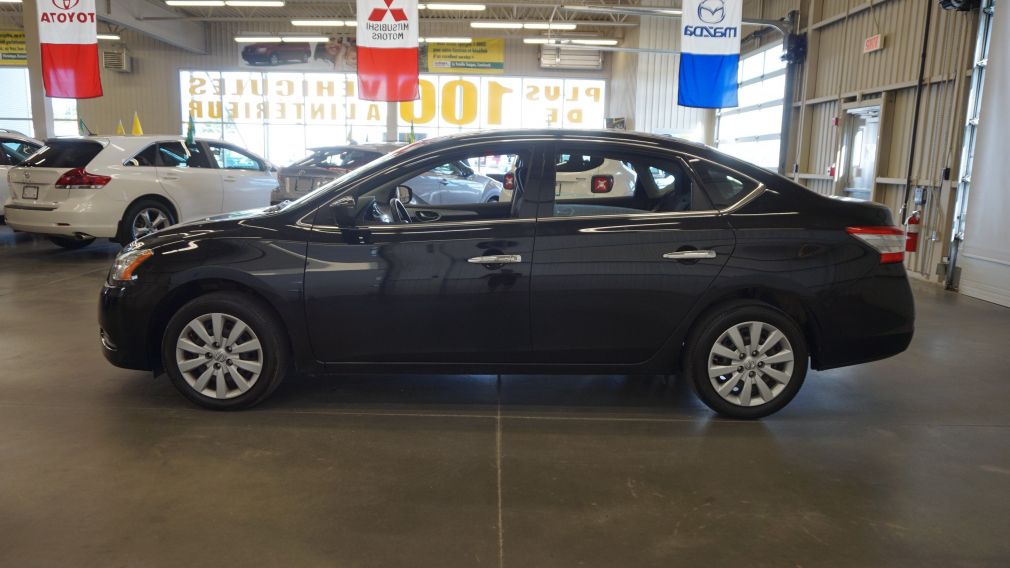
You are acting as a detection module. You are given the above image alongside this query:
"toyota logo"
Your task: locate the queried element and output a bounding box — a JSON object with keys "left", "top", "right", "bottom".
{"left": 23, "top": 171, "right": 30, "bottom": 181}
{"left": 52, "top": 0, "right": 80, "bottom": 9}
{"left": 698, "top": 0, "right": 727, "bottom": 24}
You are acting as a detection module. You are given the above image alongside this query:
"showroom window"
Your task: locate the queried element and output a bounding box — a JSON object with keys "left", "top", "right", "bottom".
{"left": 715, "top": 43, "right": 786, "bottom": 170}
{"left": 0, "top": 68, "right": 79, "bottom": 137}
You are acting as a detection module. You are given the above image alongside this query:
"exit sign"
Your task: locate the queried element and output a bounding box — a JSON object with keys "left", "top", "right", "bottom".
{"left": 864, "top": 34, "right": 884, "bottom": 54}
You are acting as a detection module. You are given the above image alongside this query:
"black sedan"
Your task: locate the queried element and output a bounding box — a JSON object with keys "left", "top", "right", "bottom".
{"left": 99, "top": 130, "right": 914, "bottom": 418}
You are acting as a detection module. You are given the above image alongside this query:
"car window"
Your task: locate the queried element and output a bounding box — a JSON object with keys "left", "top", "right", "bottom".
{"left": 129, "top": 144, "right": 160, "bottom": 167}
{"left": 550, "top": 151, "right": 707, "bottom": 217}
{"left": 20, "top": 140, "right": 103, "bottom": 169}
{"left": 2, "top": 140, "right": 40, "bottom": 165}
{"left": 429, "top": 162, "right": 463, "bottom": 177}
{"left": 687, "top": 159, "right": 760, "bottom": 209}
{"left": 209, "top": 144, "right": 262, "bottom": 171}
{"left": 291, "top": 149, "right": 380, "bottom": 169}
{"left": 133, "top": 142, "right": 212, "bottom": 168}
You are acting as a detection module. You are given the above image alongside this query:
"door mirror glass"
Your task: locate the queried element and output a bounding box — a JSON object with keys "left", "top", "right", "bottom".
{"left": 395, "top": 185, "right": 413, "bottom": 203}
{"left": 330, "top": 196, "right": 359, "bottom": 227}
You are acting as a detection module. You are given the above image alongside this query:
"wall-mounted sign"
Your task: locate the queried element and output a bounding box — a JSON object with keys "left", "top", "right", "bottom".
{"left": 0, "top": 30, "right": 26, "bottom": 66}
{"left": 427, "top": 39, "right": 505, "bottom": 74}
{"left": 863, "top": 34, "right": 884, "bottom": 54}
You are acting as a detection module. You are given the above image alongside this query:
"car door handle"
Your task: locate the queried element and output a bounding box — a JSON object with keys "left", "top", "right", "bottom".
{"left": 223, "top": 176, "right": 237, "bottom": 182}
{"left": 662, "top": 250, "right": 717, "bottom": 260}
{"left": 162, "top": 174, "right": 180, "bottom": 181}
{"left": 468, "top": 255, "right": 522, "bottom": 264}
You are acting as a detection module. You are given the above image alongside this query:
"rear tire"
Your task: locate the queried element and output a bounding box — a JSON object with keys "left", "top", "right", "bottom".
{"left": 684, "top": 301, "right": 808, "bottom": 419}
{"left": 117, "top": 199, "right": 176, "bottom": 246}
{"left": 48, "top": 235, "right": 95, "bottom": 249}
{"left": 162, "top": 292, "right": 289, "bottom": 410}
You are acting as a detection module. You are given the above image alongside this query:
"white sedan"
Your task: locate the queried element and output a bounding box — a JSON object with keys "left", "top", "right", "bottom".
{"left": 0, "top": 129, "right": 43, "bottom": 222}
{"left": 4, "top": 136, "right": 277, "bottom": 248}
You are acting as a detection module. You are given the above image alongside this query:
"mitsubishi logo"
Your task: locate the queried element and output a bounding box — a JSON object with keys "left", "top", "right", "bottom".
{"left": 697, "top": 0, "right": 726, "bottom": 24}
{"left": 51, "top": 0, "right": 80, "bottom": 10}
{"left": 368, "top": 0, "right": 408, "bottom": 22}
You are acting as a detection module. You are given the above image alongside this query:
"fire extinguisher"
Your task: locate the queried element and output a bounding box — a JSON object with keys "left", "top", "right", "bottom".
{"left": 905, "top": 210, "right": 921, "bottom": 253}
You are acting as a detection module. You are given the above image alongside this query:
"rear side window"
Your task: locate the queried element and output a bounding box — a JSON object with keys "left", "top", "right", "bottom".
{"left": 21, "top": 141, "right": 103, "bottom": 168}
{"left": 1, "top": 140, "right": 40, "bottom": 165}
{"left": 687, "top": 159, "right": 760, "bottom": 209}
{"left": 127, "top": 142, "right": 212, "bottom": 168}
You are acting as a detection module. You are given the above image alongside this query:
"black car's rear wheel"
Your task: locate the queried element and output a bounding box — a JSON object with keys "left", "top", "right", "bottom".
{"left": 162, "top": 292, "right": 289, "bottom": 410}
{"left": 685, "top": 301, "right": 808, "bottom": 419}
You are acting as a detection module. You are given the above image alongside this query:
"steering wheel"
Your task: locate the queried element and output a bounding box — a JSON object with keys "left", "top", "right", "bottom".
{"left": 389, "top": 198, "right": 411, "bottom": 224}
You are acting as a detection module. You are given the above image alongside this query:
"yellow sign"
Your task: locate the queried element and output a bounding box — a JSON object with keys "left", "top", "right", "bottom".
{"left": 426, "top": 39, "right": 504, "bottom": 75}
{"left": 0, "top": 30, "right": 26, "bottom": 66}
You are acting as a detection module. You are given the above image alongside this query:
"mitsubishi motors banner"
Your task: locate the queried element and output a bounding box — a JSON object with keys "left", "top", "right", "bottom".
{"left": 678, "top": 0, "right": 741, "bottom": 108}
{"left": 356, "top": 0, "right": 419, "bottom": 101}
{"left": 37, "top": 0, "right": 103, "bottom": 99}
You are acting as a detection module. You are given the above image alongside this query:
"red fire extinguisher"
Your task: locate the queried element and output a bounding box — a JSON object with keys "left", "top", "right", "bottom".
{"left": 905, "top": 211, "right": 921, "bottom": 253}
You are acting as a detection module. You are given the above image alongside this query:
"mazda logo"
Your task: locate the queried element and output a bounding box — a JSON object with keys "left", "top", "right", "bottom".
{"left": 698, "top": 0, "right": 727, "bottom": 24}
{"left": 52, "top": 0, "right": 80, "bottom": 10}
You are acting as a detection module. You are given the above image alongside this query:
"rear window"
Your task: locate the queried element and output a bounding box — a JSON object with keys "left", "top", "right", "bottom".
{"left": 21, "top": 141, "right": 103, "bottom": 169}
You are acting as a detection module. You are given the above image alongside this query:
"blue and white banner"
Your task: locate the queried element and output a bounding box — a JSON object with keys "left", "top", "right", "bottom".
{"left": 678, "top": 0, "right": 742, "bottom": 108}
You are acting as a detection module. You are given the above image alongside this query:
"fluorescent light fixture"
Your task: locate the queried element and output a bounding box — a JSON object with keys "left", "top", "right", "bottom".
{"left": 523, "top": 38, "right": 552, "bottom": 44}
{"left": 166, "top": 0, "right": 225, "bottom": 6}
{"left": 234, "top": 36, "right": 282, "bottom": 42}
{"left": 420, "top": 3, "right": 485, "bottom": 10}
{"left": 420, "top": 37, "right": 473, "bottom": 44}
{"left": 96, "top": 34, "right": 122, "bottom": 41}
{"left": 470, "top": 22, "right": 523, "bottom": 29}
{"left": 524, "top": 22, "right": 577, "bottom": 30}
{"left": 343, "top": 20, "right": 357, "bottom": 27}
{"left": 571, "top": 39, "right": 618, "bottom": 46}
{"left": 225, "top": 0, "right": 285, "bottom": 6}
{"left": 281, "top": 36, "right": 329, "bottom": 42}
{"left": 0, "top": 0, "right": 23, "bottom": 3}
{"left": 291, "top": 20, "right": 344, "bottom": 26}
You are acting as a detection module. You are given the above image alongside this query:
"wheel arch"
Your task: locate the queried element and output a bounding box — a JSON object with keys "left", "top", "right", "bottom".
{"left": 117, "top": 194, "right": 181, "bottom": 241}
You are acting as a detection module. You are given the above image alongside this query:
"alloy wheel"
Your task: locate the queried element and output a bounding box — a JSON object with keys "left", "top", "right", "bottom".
{"left": 132, "top": 207, "right": 171, "bottom": 239}
{"left": 707, "top": 320, "right": 795, "bottom": 407}
{"left": 175, "top": 313, "right": 263, "bottom": 400}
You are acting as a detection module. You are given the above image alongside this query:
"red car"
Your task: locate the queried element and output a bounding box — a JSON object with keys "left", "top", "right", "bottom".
{"left": 241, "top": 42, "right": 311, "bottom": 66}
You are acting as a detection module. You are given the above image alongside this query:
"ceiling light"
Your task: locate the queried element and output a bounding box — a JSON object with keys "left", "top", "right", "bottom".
{"left": 225, "top": 1, "right": 285, "bottom": 6}
{"left": 234, "top": 36, "right": 282, "bottom": 43}
{"left": 0, "top": 0, "right": 23, "bottom": 3}
{"left": 420, "top": 37, "right": 473, "bottom": 44}
{"left": 96, "top": 34, "right": 122, "bottom": 41}
{"left": 282, "top": 36, "right": 329, "bottom": 42}
{"left": 291, "top": 20, "right": 344, "bottom": 26}
{"left": 523, "top": 38, "right": 553, "bottom": 44}
{"left": 470, "top": 22, "right": 523, "bottom": 29}
{"left": 420, "top": 3, "right": 485, "bottom": 10}
{"left": 343, "top": 20, "right": 357, "bottom": 27}
{"left": 524, "top": 22, "right": 577, "bottom": 31}
{"left": 166, "top": 1, "right": 225, "bottom": 6}
{"left": 571, "top": 39, "right": 618, "bottom": 46}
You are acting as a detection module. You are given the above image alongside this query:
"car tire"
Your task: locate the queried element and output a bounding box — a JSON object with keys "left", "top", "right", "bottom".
{"left": 269, "top": 54, "right": 280, "bottom": 65}
{"left": 117, "top": 199, "right": 176, "bottom": 246}
{"left": 684, "top": 301, "right": 808, "bottom": 419}
{"left": 48, "top": 235, "right": 95, "bottom": 249}
{"left": 162, "top": 292, "right": 289, "bottom": 410}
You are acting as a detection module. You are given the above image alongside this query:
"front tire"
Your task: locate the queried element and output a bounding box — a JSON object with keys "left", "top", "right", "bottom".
{"left": 684, "top": 301, "right": 808, "bottom": 419}
{"left": 162, "top": 292, "right": 289, "bottom": 410}
{"left": 48, "top": 235, "right": 95, "bottom": 249}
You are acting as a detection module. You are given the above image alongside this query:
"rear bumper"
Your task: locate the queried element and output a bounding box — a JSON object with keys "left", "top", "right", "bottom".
{"left": 5, "top": 196, "right": 121, "bottom": 238}
{"left": 99, "top": 282, "right": 157, "bottom": 371}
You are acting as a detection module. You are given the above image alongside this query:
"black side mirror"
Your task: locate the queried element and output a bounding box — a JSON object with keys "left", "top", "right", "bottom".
{"left": 330, "top": 196, "right": 359, "bottom": 227}
{"left": 395, "top": 185, "right": 413, "bottom": 203}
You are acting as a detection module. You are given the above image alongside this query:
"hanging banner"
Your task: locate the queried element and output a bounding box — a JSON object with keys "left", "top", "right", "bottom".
{"left": 678, "top": 0, "right": 741, "bottom": 108}
{"left": 36, "top": 0, "right": 103, "bottom": 98}
{"left": 427, "top": 39, "right": 505, "bottom": 74}
{"left": 356, "top": 0, "right": 419, "bottom": 101}
{"left": 0, "top": 30, "right": 27, "bottom": 66}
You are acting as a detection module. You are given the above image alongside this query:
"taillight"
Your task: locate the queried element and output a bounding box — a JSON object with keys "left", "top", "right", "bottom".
{"left": 591, "top": 175, "right": 613, "bottom": 193}
{"left": 503, "top": 172, "right": 515, "bottom": 190}
{"left": 846, "top": 226, "right": 905, "bottom": 264}
{"left": 55, "top": 168, "right": 111, "bottom": 189}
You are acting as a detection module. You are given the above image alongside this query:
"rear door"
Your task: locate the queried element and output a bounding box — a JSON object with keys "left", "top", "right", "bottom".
{"left": 206, "top": 142, "right": 276, "bottom": 212}
{"left": 7, "top": 140, "right": 104, "bottom": 209}
{"left": 146, "top": 141, "right": 222, "bottom": 221}
{"left": 531, "top": 144, "right": 737, "bottom": 364}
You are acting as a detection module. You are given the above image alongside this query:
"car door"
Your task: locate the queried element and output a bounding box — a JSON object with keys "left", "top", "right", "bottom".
{"left": 302, "top": 143, "right": 546, "bottom": 364}
{"left": 207, "top": 142, "right": 276, "bottom": 212}
{"left": 150, "top": 141, "right": 222, "bottom": 221}
{"left": 530, "top": 144, "right": 738, "bottom": 364}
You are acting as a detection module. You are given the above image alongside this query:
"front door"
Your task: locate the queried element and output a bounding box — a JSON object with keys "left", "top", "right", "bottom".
{"left": 303, "top": 144, "right": 544, "bottom": 364}
{"left": 531, "top": 145, "right": 738, "bottom": 364}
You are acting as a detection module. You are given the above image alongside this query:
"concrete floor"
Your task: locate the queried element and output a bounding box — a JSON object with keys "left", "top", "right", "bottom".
{"left": 1, "top": 226, "right": 1009, "bottom": 568}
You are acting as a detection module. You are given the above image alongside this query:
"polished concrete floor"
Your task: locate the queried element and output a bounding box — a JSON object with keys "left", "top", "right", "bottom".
{"left": 1, "top": 225, "right": 1009, "bottom": 567}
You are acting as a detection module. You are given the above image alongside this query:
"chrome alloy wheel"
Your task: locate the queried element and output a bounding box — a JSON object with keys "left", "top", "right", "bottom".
{"left": 707, "top": 320, "right": 795, "bottom": 407}
{"left": 132, "top": 207, "right": 171, "bottom": 239}
{"left": 175, "top": 313, "right": 263, "bottom": 400}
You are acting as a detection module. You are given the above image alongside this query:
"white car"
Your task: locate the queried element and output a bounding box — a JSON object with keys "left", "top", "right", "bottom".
{"left": 4, "top": 136, "right": 277, "bottom": 248}
{"left": 501, "top": 154, "right": 638, "bottom": 202}
{"left": 0, "top": 129, "right": 43, "bottom": 222}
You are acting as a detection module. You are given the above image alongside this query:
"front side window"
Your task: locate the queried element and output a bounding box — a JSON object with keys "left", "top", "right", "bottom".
{"left": 209, "top": 144, "right": 262, "bottom": 171}
{"left": 687, "top": 159, "right": 760, "bottom": 209}
{"left": 550, "top": 150, "right": 709, "bottom": 217}
{"left": 130, "top": 142, "right": 212, "bottom": 168}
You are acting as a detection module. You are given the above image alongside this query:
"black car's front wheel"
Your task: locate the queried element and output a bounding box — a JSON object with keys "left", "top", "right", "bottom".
{"left": 685, "top": 301, "right": 808, "bottom": 419}
{"left": 162, "top": 292, "right": 289, "bottom": 410}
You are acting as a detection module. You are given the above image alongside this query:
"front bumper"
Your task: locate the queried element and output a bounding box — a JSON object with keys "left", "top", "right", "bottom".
{"left": 5, "top": 195, "right": 122, "bottom": 238}
{"left": 99, "top": 282, "right": 158, "bottom": 371}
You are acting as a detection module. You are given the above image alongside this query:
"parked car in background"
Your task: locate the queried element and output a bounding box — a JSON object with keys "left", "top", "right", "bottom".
{"left": 99, "top": 129, "right": 914, "bottom": 418}
{"left": 4, "top": 136, "right": 277, "bottom": 248}
{"left": 0, "top": 129, "right": 43, "bottom": 223}
{"left": 241, "top": 42, "right": 311, "bottom": 66}
{"left": 276, "top": 143, "right": 503, "bottom": 205}
{"left": 501, "top": 154, "right": 637, "bottom": 203}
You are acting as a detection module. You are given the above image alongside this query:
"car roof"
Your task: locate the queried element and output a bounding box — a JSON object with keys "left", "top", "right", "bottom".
{"left": 308, "top": 142, "right": 404, "bottom": 154}
{"left": 0, "top": 129, "right": 42, "bottom": 145}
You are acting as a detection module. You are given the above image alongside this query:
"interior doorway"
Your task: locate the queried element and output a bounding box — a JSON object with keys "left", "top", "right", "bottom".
{"left": 840, "top": 105, "right": 881, "bottom": 201}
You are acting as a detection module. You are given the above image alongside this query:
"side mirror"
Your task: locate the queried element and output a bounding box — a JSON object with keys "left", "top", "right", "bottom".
{"left": 125, "top": 158, "right": 140, "bottom": 167}
{"left": 395, "top": 185, "right": 413, "bottom": 204}
{"left": 330, "top": 196, "right": 358, "bottom": 227}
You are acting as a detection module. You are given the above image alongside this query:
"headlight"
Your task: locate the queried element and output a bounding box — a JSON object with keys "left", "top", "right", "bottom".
{"left": 110, "top": 248, "right": 154, "bottom": 282}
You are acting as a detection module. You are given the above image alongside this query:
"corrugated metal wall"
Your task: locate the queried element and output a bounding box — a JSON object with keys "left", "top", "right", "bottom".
{"left": 634, "top": 16, "right": 708, "bottom": 138}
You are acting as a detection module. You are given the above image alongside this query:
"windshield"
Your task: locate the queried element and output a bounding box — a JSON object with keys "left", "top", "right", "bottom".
{"left": 275, "top": 144, "right": 416, "bottom": 210}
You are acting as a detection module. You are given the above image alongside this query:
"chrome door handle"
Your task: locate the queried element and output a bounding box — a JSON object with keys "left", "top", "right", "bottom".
{"left": 468, "top": 254, "right": 522, "bottom": 264}
{"left": 663, "top": 250, "right": 717, "bottom": 260}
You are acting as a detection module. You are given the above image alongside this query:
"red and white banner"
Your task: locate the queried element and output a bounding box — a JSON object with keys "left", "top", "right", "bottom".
{"left": 356, "top": 0, "right": 418, "bottom": 101}
{"left": 37, "top": 0, "right": 103, "bottom": 99}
